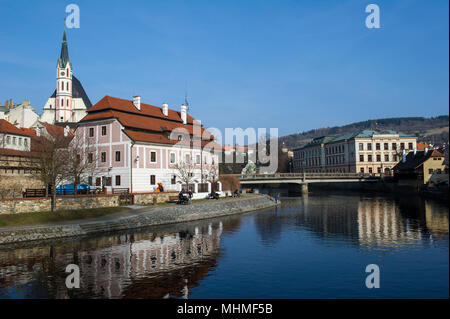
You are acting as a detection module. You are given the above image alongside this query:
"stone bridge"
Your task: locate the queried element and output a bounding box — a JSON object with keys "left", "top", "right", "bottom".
{"left": 234, "top": 173, "right": 380, "bottom": 194}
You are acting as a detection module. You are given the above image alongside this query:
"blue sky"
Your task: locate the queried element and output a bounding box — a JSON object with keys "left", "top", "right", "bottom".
{"left": 0, "top": 0, "right": 448, "bottom": 136}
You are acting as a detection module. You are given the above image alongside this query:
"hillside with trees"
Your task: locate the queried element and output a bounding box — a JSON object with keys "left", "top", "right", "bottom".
{"left": 279, "top": 116, "right": 449, "bottom": 149}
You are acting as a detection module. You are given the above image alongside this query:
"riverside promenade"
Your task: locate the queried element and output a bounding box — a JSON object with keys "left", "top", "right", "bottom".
{"left": 0, "top": 194, "right": 278, "bottom": 246}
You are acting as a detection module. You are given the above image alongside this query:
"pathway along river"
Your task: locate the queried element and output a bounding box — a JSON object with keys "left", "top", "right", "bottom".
{"left": 0, "top": 191, "right": 448, "bottom": 298}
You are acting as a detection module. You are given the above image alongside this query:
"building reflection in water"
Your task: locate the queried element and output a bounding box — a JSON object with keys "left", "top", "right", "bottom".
{"left": 0, "top": 218, "right": 245, "bottom": 299}
{"left": 255, "top": 194, "right": 448, "bottom": 249}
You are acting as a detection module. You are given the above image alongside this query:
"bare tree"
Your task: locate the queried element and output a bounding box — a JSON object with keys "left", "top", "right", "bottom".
{"left": 30, "top": 134, "right": 70, "bottom": 211}
{"left": 63, "top": 133, "right": 98, "bottom": 196}
{"left": 175, "top": 160, "right": 195, "bottom": 191}
{"left": 204, "top": 163, "right": 219, "bottom": 184}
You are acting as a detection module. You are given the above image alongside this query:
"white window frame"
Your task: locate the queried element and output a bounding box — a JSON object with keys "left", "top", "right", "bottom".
{"left": 170, "top": 152, "right": 176, "bottom": 164}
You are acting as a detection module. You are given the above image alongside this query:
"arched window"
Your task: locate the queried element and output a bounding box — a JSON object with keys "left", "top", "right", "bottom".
{"left": 61, "top": 98, "right": 64, "bottom": 107}
{"left": 66, "top": 82, "right": 68, "bottom": 91}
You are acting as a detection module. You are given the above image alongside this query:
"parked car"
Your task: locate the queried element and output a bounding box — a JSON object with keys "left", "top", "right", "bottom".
{"left": 56, "top": 184, "right": 91, "bottom": 195}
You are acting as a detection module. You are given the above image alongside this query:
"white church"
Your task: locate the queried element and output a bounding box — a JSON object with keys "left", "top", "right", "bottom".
{"left": 40, "top": 29, "right": 92, "bottom": 124}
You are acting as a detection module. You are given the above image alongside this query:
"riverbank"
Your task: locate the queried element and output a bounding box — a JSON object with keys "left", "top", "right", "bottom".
{"left": 0, "top": 194, "right": 278, "bottom": 245}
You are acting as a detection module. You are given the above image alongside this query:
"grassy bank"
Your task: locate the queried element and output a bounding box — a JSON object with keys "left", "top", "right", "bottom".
{"left": 0, "top": 206, "right": 130, "bottom": 228}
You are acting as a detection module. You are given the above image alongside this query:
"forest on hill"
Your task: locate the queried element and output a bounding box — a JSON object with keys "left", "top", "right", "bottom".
{"left": 279, "top": 116, "right": 449, "bottom": 149}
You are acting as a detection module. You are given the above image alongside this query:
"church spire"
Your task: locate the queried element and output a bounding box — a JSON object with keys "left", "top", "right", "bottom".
{"left": 58, "top": 28, "right": 70, "bottom": 68}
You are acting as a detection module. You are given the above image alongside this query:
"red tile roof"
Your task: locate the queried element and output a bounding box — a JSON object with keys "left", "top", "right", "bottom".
{"left": 87, "top": 95, "right": 195, "bottom": 124}
{"left": 80, "top": 96, "right": 215, "bottom": 145}
{"left": 0, "top": 147, "right": 39, "bottom": 158}
{"left": 0, "top": 119, "right": 28, "bottom": 137}
{"left": 416, "top": 142, "right": 431, "bottom": 150}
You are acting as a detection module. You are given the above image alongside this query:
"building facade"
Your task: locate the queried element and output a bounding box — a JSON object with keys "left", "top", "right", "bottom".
{"left": 73, "top": 95, "right": 220, "bottom": 193}
{"left": 40, "top": 29, "right": 92, "bottom": 124}
{"left": 393, "top": 149, "right": 448, "bottom": 186}
{"left": 1, "top": 100, "right": 40, "bottom": 128}
{"left": 293, "top": 130, "right": 417, "bottom": 175}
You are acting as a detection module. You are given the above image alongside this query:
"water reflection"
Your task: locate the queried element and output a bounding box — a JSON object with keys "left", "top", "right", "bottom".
{"left": 254, "top": 194, "right": 448, "bottom": 249}
{"left": 0, "top": 219, "right": 241, "bottom": 299}
{"left": 0, "top": 194, "right": 447, "bottom": 299}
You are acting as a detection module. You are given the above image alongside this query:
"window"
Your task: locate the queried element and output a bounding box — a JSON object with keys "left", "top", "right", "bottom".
{"left": 185, "top": 154, "right": 190, "bottom": 164}
{"left": 196, "top": 154, "right": 201, "bottom": 164}
{"left": 400, "top": 143, "right": 405, "bottom": 150}
{"left": 150, "top": 151, "right": 156, "bottom": 163}
{"left": 88, "top": 176, "right": 93, "bottom": 185}
{"left": 171, "top": 175, "right": 176, "bottom": 185}
{"left": 368, "top": 155, "right": 373, "bottom": 162}
{"left": 6, "top": 136, "right": 10, "bottom": 144}
{"left": 105, "top": 177, "right": 112, "bottom": 186}
{"left": 367, "top": 143, "right": 372, "bottom": 151}
{"left": 150, "top": 175, "right": 156, "bottom": 185}
{"left": 101, "top": 152, "right": 106, "bottom": 162}
{"left": 376, "top": 155, "right": 381, "bottom": 162}
{"left": 115, "top": 175, "right": 121, "bottom": 186}
{"left": 101, "top": 126, "right": 107, "bottom": 136}
{"left": 377, "top": 167, "right": 381, "bottom": 174}
{"left": 360, "top": 168, "right": 365, "bottom": 173}
{"left": 376, "top": 143, "right": 380, "bottom": 150}
{"left": 18, "top": 138, "right": 22, "bottom": 145}
{"left": 96, "top": 177, "right": 101, "bottom": 186}
{"left": 89, "top": 127, "right": 94, "bottom": 137}
{"left": 88, "top": 153, "right": 93, "bottom": 163}
{"left": 385, "top": 154, "right": 389, "bottom": 161}
{"left": 436, "top": 169, "right": 442, "bottom": 174}
{"left": 384, "top": 143, "right": 389, "bottom": 150}
{"left": 408, "top": 143, "right": 413, "bottom": 150}
{"left": 24, "top": 139, "right": 28, "bottom": 147}
{"left": 428, "top": 169, "right": 434, "bottom": 174}
{"left": 359, "top": 143, "right": 364, "bottom": 151}
{"left": 392, "top": 143, "right": 397, "bottom": 150}
{"left": 115, "top": 151, "right": 121, "bottom": 162}
{"left": 178, "top": 135, "right": 183, "bottom": 141}
{"left": 170, "top": 152, "right": 176, "bottom": 164}
{"left": 369, "top": 167, "right": 373, "bottom": 174}
{"left": 12, "top": 137, "right": 16, "bottom": 145}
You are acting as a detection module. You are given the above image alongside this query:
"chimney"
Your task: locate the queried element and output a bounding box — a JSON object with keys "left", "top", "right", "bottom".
{"left": 180, "top": 104, "right": 187, "bottom": 124}
{"left": 133, "top": 96, "right": 141, "bottom": 111}
{"left": 162, "top": 102, "right": 169, "bottom": 117}
{"left": 402, "top": 149, "right": 406, "bottom": 163}
{"left": 64, "top": 125, "right": 70, "bottom": 137}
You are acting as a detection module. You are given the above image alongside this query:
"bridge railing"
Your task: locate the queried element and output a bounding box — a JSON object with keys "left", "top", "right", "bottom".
{"left": 234, "top": 172, "right": 378, "bottom": 180}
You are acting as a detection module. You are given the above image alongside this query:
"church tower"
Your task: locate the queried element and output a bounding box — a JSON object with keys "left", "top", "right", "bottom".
{"left": 55, "top": 29, "right": 72, "bottom": 123}
{"left": 40, "top": 28, "right": 92, "bottom": 125}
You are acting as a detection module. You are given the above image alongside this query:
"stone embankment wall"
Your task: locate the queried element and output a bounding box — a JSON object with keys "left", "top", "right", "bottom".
{"left": 0, "top": 195, "right": 120, "bottom": 215}
{"left": 133, "top": 192, "right": 178, "bottom": 205}
{"left": 0, "top": 195, "right": 278, "bottom": 245}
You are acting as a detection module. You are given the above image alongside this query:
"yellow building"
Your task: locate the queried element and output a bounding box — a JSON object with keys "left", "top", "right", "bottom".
{"left": 293, "top": 130, "right": 417, "bottom": 175}
{"left": 393, "top": 149, "right": 448, "bottom": 186}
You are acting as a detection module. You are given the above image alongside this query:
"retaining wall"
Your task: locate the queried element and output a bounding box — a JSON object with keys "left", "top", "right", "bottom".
{"left": 0, "top": 195, "right": 120, "bottom": 215}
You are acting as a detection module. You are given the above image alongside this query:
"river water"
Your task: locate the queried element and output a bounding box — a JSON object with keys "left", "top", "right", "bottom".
{"left": 0, "top": 192, "right": 448, "bottom": 299}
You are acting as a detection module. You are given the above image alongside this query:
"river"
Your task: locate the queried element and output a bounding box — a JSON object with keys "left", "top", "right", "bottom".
{"left": 0, "top": 192, "right": 448, "bottom": 299}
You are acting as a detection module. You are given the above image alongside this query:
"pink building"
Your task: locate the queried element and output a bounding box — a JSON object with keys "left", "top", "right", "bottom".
{"left": 73, "top": 95, "right": 220, "bottom": 193}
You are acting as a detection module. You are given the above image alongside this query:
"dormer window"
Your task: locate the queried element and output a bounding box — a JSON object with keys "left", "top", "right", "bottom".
{"left": 178, "top": 135, "right": 182, "bottom": 141}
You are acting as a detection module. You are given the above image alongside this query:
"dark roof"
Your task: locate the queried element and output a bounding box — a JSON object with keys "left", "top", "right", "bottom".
{"left": 58, "top": 29, "right": 70, "bottom": 68}
{"left": 393, "top": 150, "right": 444, "bottom": 171}
{"left": 51, "top": 75, "right": 92, "bottom": 109}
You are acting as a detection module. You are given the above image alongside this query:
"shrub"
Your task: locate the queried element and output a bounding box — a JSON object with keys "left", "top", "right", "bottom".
{"left": 219, "top": 175, "right": 241, "bottom": 192}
